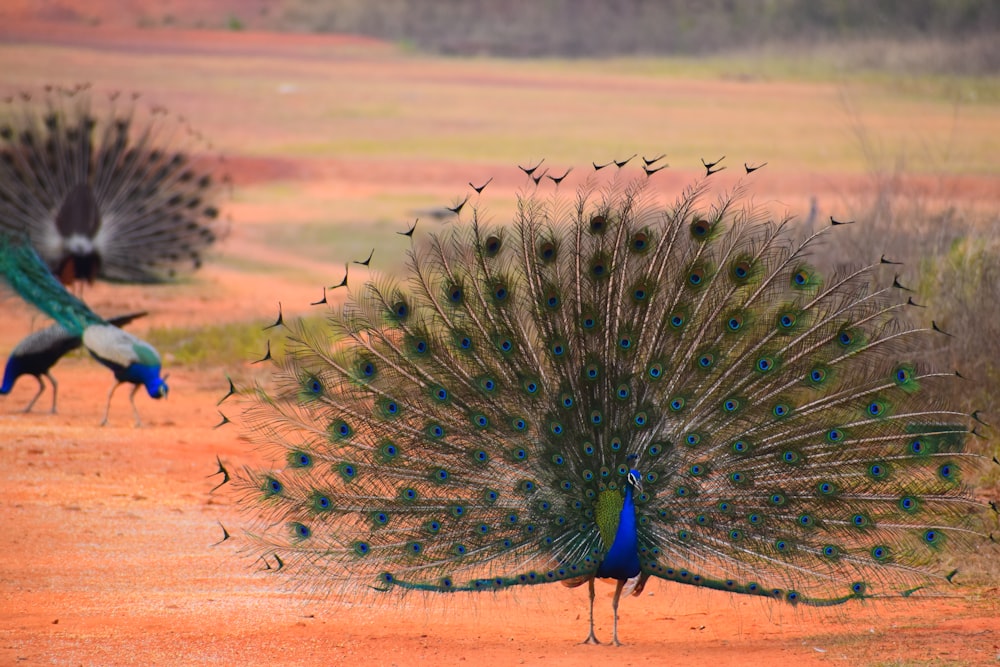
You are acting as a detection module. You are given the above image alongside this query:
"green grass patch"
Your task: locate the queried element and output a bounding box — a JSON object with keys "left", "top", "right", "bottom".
{"left": 147, "top": 314, "right": 348, "bottom": 368}
{"left": 148, "top": 320, "right": 278, "bottom": 367}
{"left": 257, "top": 219, "right": 392, "bottom": 261}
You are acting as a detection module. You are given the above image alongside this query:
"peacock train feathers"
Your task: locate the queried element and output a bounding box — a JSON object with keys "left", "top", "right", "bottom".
{"left": 0, "top": 82, "right": 228, "bottom": 284}
{"left": 226, "top": 167, "right": 989, "bottom": 645}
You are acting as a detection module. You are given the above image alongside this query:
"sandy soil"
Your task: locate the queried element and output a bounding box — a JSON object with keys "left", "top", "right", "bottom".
{"left": 2, "top": 360, "right": 997, "bottom": 665}
{"left": 1, "top": 13, "right": 998, "bottom": 667}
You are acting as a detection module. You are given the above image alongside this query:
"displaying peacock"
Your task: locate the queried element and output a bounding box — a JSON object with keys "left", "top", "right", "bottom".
{"left": 0, "top": 236, "right": 168, "bottom": 425}
{"left": 225, "top": 166, "right": 989, "bottom": 645}
{"left": 1, "top": 310, "right": 147, "bottom": 413}
{"left": 0, "top": 83, "right": 227, "bottom": 284}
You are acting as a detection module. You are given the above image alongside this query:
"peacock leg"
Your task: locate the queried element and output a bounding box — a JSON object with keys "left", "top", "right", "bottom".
{"left": 46, "top": 372, "right": 58, "bottom": 413}
{"left": 611, "top": 578, "right": 626, "bottom": 646}
{"left": 581, "top": 576, "right": 601, "bottom": 645}
{"left": 24, "top": 375, "right": 45, "bottom": 413}
{"left": 100, "top": 381, "right": 121, "bottom": 426}
{"left": 128, "top": 383, "right": 142, "bottom": 427}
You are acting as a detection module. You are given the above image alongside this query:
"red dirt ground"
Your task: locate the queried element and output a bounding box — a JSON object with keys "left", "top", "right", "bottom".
{"left": 1, "top": 13, "right": 998, "bottom": 667}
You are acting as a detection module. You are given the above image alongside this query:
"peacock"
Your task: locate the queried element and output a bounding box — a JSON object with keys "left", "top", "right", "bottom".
{"left": 0, "top": 235, "right": 168, "bottom": 425}
{"left": 225, "top": 166, "right": 990, "bottom": 645}
{"left": 1, "top": 311, "right": 147, "bottom": 413}
{"left": 0, "top": 83, "right": 227, "bottom": 285}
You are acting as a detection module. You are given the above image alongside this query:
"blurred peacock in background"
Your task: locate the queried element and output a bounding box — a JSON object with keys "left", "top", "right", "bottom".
{"left": 0, "top": 236, "right": 168, "bottom": 425}
{"left": 225, "top": 166, "right": 992, "bottom": 645}
{"left": 1, "top": 310, "right": 146, "bottom": 413}
{"left": 0, "top": 82, "right": 227, "bottom": 285}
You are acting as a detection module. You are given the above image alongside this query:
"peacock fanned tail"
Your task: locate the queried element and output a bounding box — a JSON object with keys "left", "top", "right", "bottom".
{"left": 0, "top": 83, "right": 228, "bottom": 284}
{"left": 230, "top": 169, "right": 986, "bottom": 623}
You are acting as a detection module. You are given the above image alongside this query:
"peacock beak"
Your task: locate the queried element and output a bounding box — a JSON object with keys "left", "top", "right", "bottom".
{"left": 627, "top": 470, "right": 643, "bottom": 494}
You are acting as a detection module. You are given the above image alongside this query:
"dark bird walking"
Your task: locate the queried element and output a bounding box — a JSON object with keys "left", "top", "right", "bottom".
{"left": 2, "top": 311, "right": 145, "bottom": 413}
{"left": 0, "top": 237, "right": 167, "bottom": 425}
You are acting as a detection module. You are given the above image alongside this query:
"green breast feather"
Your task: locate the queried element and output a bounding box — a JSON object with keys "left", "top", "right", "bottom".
{"left": 596, "top": 489, "right": 624, "bottom": 551}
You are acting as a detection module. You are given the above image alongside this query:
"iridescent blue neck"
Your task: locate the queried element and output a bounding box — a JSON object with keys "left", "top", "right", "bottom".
{"left": 596, "top": 483, "right": 641, "bottom": 580}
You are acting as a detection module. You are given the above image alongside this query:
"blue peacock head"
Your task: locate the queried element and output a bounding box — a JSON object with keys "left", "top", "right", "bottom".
{"left": 144, "top": 373, "right": 169, "bottom": 399}
{"left": 625, "top": 453, "right": 643, "bottom": 496}
{"left": 626, "top": 467, "right": 643, "bottom": 496}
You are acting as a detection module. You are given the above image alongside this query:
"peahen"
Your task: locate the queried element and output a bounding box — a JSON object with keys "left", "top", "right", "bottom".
{"left": 226, "top": 167, "right": 988, "bottom": 645}
{"left": 0, "top": 236, "right": 168, "bottom": 425}
{"left": 0, "top": 83, "right": 227, "bottom": 285}
{"left": 1, "top": 311, "right": 147, "bottom": 413}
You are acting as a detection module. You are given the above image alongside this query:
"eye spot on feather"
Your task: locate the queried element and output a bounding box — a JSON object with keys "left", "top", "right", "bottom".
{"left": 390, "top": 300, "right": 409, "bottom": 320}
{"left": 589, "top": 255, "right": 609, "bottom": 278}
{"left": 731, "top": 259, "right": 752, "bottom": 282}
{"left": 330, "top": 420, "right": 352, "bottom": 439}
{"left": 688, "top": 266, "right": 706, "bottom": 287}
{"left": 492, "top": 281, "right": 509, "bottom": 302}
{"left": 630, "top": 231, "right": 649, "bottom": 252}
{"left": 288, "top": 451, "right": 312, "bottom": 468}
{"left": 538, "top": 240, "right": 557, "bottom": 262}
{"left": 484, "top": 235, "right": 502, "bottom": 256}
{"left": 690, "top": 218, "right": 712, "bottom": 239}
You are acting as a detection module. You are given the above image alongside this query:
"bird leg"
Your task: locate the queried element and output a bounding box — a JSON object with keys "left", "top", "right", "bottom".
{"left": 46, "top": 371, "right": 58, "bottom": 413}
{"left": 101, "top": 381, "right": 122, "bottom": 426}
{"left": 128, "top": 383, "right": 142, "bottom": 428}
{"left": 581, "top": 576, "right": 601, "bottom": 645}
{"left": 24, "top": 375, "right": 46, "bottom": 413}
{"left": 611, "top": 578, "right": 627, "bottom": 646}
